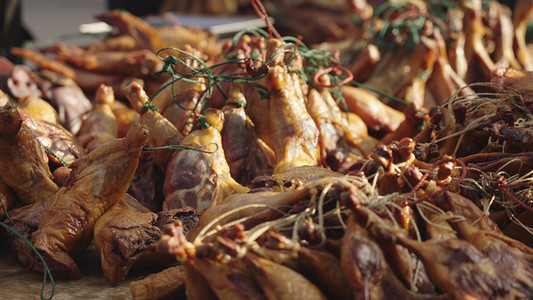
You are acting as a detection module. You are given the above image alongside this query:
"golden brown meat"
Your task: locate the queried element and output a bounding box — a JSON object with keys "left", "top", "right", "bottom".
{"left": 190, "top": 253, "right": 266, "bottom": 300}
{"left": 77, "top": 84, "right": 118, "bottom": 152}
{"left": 0, "top": 103, "right": 58, "bottom": 204}
{"left": 155, "top": 26, "right": 221, "bottom": 58}
{"left": 18, "top": 95, "right": 60, "bottom": 124}
{"left": 435, "top": 191, "right": 501, "bottom": 233}
{"left": 113, "top": 100, "right": 140, "bottom": 138}
{"left": 242, "top": 37, "right": 321, "bottom": 175}
{"left": 491, "top": 67, "right": 533, "bottom": 101}
{"left": 2, "top": 200, "right": 48, "bottom": 270}
{"left": 490, "top": 2, "right": 521, "bottom": 69}
{"left": 125, "top": 81, "right": 182, "bottom": 172}
{"left": 264, "top": 63, "right": 320, "bottom": 173}
{"left": 426, "top": 29, "right": 475, "bottom": 106}
{"left": 345, "top": 43, "right": 380, "bottom": 83}
{"left": 367, "top": 215, "right": 438, "bottom": 295}
{"left": 183, "top": 262, "right": 218, "bottom": 300}
{"left": 30, "top": 122, "right": 148, "bottom": 278}
{"left": 342, "top": 86, "right": 405, "bottom": 133}
{"left": 69, "top": 67, "right": 129, "bottom": 96}
{"left": 163, "top": 108, "right": 249, "bottom": 212}
{"left": 362, "top": 39, "right": 437, "bottom": 110}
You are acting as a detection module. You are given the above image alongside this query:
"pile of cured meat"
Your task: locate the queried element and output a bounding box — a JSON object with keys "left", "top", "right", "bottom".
{"left": 2, "top": 0, "right": 533, "bottom": 299}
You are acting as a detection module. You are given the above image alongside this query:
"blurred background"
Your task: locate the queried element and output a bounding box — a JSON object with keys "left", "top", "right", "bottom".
{"left": 3, "top": 0, "right": 176, "bottom": 62}
{"left": 23, "top": 0, "right": 106, "bottom": 45}
{"left": 2, "top": 0, "right": 345, "bottom": 62}
{"left": 1, "top": 0, "right": 524, "bottom": 64}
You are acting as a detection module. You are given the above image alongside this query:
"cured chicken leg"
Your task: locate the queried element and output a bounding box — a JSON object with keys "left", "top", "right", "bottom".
{"left": 266, "top": 64, "right": 320, "bottom": 173}
{"left": 77, "top": 84, "right": 118, "bottom": 152}
{"left": 125, "top": 81, "right": 182, "bottom": 172}
{"left": 393, "top": 228, "right": 533, "bottom": 299}
{"left": 221, "top": 85, "right": 274, "bottom": 185}
{"left": 163, "top": 108, "right": 249, "bottom": 212}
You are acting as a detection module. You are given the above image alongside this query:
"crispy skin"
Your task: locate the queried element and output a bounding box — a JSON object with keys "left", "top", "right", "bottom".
{"left": 0, "top": 104, "right": 58, "bottom": 204}
{"left": 77, "top": 84, "right": 118, "bottom": 152}
{"left": 183, "top": 263, "right": 217, "bottom": 300}
{"left": 155, "top": 26, "right": 220, "bottom": 57}
{"left": 128, "top": 152, "right": 166, "bottom": 212}
{"left": 435, "top": 191, "right": 501, "bottom": 233}
{"left": 241, "top": 38, "right": 320, "bottom": 174}
{"left": 31, "top": 122, "right": 148, "bottom": 278}
{"left": 113, "top": 100, "right": 140, "bottom": 138}
{"left": 491, "top": 67, "right": 533, "bottom": 101}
